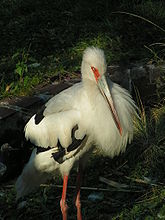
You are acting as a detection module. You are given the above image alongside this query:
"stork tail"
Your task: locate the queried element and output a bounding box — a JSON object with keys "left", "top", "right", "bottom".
{"left": 15, "top": 148, "right": 59, "bottom": 199}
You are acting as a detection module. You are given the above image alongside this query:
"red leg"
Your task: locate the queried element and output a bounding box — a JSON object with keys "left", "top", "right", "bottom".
{"left": 60, "top": 175, "right": 69, "bottom": 220}
{"left": 75, "top": 168, "right": 83, "bottom": 220}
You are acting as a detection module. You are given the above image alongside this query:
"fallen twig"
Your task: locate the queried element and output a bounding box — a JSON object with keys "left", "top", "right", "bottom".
{"left": 99, "top": 176, "right": 129, "bottom": 189}
{"left": 41, "top": 183, "right": 143, "bottom": 193}
{"left": 41, "top": 184, "right": 112, "bottom": 192}
{"left": 124, "top": 176, "right": 161, "bottom": 187}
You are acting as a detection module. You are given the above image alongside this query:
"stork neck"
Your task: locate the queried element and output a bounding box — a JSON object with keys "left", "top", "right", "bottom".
{"left": 82, "top": 79, "right": 100, "bottom": 105}
{"left": 83, "top": 79, "right": 97, "bottom": 90}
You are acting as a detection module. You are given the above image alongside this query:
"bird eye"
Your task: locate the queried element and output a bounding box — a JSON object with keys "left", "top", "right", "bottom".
{"left": 91, "top": 66, "right": 96, "bottom": 72}
{"left": 91, "top": 66, "right": 100, "bottom": 82}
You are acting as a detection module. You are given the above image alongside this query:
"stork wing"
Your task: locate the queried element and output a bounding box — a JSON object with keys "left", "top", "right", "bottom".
{"left": 44, "top": 83, "right": 82, "bottom": 115}
{"left": 25, "top": 109, "right": 82, "bottom": 147}
{"left": 33, "top": 83, "right": 82, "bottom": 125}
{"left": 24, "top": 82, "right": 86, "bottom": 150}
{"left": 51, "top": 124, "right": 87, "bottom": 163}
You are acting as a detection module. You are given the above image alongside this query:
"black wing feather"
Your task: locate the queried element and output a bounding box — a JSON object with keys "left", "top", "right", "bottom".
{"left": 52, "top": 125, "right": 86, "bottom": 163}
{"left": 34, "top": 105, "right": 46, "bottom": 125}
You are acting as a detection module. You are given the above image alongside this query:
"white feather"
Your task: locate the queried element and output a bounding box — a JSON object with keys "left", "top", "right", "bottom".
{"left": 16, "top": 148, "right": 58, "bottom": 199}
{"left": 16, "top": 47, "right": 138, "bottom": 199}
{"left": 16, "top": 138, "right": 93, "bottom": 199}
{"left": 25, "top": 110, "right": 81, "bottom": 148}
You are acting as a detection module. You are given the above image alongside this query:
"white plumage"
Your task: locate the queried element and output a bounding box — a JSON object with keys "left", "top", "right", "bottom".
{"left": 16, "top": 47, "right": 137, "bottom": 220}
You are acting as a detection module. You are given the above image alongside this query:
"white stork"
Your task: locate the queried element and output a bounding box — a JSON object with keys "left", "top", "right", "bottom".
{"left": 16, "top": 47, "right": 137, "bottom": 220}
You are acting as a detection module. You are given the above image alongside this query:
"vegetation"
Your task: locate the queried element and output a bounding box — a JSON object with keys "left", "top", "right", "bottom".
{"left": 0, "top": 0, "right": 165, "bottom": 219}
{"left": 0, "top": 0, "right": 165, "bottom": 98}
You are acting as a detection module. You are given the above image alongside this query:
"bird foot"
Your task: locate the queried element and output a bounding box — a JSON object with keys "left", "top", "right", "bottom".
{"left": 76, "top": 207, "right": 82, "bottom": 220}
{"left": 75, "top": 197, "right": 82, "bottom": 220}
{"left": 60, "top": 199, "right": 68, "bottom": 220}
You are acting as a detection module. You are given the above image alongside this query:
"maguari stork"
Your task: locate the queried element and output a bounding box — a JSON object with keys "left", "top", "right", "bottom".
{"left": 16, "top": 47, "right": 137, "bottom": 220}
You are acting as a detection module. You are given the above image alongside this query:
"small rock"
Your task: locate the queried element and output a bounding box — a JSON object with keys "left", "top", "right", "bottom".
{"left": 28, "top": 63, "right": 40, "bottom": 68}
{"left": 0, "top": 191, "right": 5, "bottom": 197}
{"left": 17, "top": 201, "right": 27, "bottom": 210}
{"left": 88, "top": 192, "right": 104, "bottom": 202}
{"left": 1, "top": 143, "right": 13, "bottom": 152}
{"left": 0, "top": 162, "right": 7, "bottom": 176}
{"left": 35, "top": 93, "right": 53, "bottom": 102}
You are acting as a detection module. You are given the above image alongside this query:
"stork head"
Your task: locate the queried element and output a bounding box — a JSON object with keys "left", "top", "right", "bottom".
{"left": 81, "top": 47, "right": 122, "bottom": 136}
{"left": 81, "top": 47, "right": 107, "bottom": 82}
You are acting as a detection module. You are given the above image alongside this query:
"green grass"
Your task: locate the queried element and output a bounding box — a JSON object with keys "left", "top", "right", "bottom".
{"left": 0, "top": 0, "right": 165, "bottom": 99}
{"left": 113, "top": 188, "right": 165, "bottom": 220}
{"left": 0, "top": 34, "right": 125, "bottom": 98}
